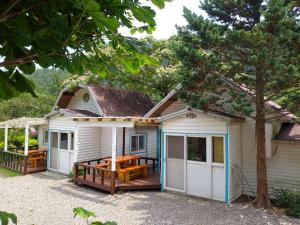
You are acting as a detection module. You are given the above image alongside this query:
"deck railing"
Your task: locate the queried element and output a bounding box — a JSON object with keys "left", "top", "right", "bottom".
{"left": 0, "top": 150, "right": 28, "bottom": 174}
{"left": 73, "top": 156, "right": 159, "bottom": 194}
{"left": 0, "top": 145, "right": 45, "bottom": 175}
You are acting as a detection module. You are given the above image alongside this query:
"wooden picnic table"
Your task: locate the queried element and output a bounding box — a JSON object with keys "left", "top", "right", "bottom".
{"left": 19, "top": 149, "right": 48, "bottom": 168}
{"left": 104, "top": 155, "right": 141, "bottom": 171}
{"left": 102, "top": 155, "right": 148, "bottom": 182}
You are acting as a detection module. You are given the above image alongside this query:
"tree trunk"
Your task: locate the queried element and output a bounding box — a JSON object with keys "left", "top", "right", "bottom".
{"left": 252, "top": 73, "right": 272, "bottom": 209}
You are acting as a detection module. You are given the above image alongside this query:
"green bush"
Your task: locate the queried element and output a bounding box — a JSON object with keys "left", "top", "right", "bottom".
{"left": 273, "top": 189, "right": 300, "bottom": 218}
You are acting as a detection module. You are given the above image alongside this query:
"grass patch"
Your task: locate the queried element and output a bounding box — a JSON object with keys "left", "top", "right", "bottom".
{"left": 0, "top": 167, "right": 21, "bottom": 177}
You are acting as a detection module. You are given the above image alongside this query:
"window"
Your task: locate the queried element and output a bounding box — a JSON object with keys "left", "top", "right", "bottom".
{"left": 60, "top": 132, "right": 69, "bottom": 150}
{"left": 130, "top": 134, "right": 146, "bottom": 153}
{"left": 212, "top": 136, "right": 224, "bottom": 163}
{"left": 83, "top": 93, "right": 89, "bottom": 102}
{"left": 43, "top": 129, "right": 49, "bottom": 144}
{"left": 188, "top": 137, "right": 206, "bottom": 162}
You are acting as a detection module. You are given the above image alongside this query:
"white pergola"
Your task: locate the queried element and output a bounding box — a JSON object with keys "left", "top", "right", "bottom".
{"left": 0, "top": 117, "right": 48, "bottom": 155}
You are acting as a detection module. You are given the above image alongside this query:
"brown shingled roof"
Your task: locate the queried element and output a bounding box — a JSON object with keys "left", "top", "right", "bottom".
{"left": 88, "top": 85, "right": 154, "bottom": 117}
{"left": 275, "top": 123, "right": 300, "bottom": 141}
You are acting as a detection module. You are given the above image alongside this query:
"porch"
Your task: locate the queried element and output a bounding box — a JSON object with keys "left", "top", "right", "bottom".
{"left": 74, "top": 156, "right": 161, "bottom": 194}
{"left": 0, "top": 117, "right": 48, "bottom": 175}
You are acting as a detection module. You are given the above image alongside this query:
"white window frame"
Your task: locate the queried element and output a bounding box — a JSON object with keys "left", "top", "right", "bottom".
{"left": 43, "top": 129, "right": 49, "bottom": 145}
{"left": 129, "top": 133, "right": 147, "bottom": 154}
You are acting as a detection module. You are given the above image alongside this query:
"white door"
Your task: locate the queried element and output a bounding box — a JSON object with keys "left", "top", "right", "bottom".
{"left": 211, "top": 136, "right": 225, "bottom": 200}
{"left": 165, "top": 134, "right": 225, "bottom": 201}
{"left": 186, "top": 137, "right": 210, "bottom": 197}
{"left": 50, "top": 132, "right": 58, "bottom": 170}
{"left": 50, "top": 131, "right": 74, "bottom": 174}
{"left": 165, "top": 135, "right": 185, "bottom": 192}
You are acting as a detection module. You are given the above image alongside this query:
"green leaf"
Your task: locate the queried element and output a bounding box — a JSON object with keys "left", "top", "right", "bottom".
{"left": 90, "top": 222, "right": 104, "bottom": 225}
{"left": 131, "top": 7, "right": 156, "bottom": 26}
{"left": 151, "top": 0, "right": 165, "bottom": 9}
{"left": 0, "top": 71, "right": 20, "bottom": 100}
{"left": 0, "top": 211, "right": 17, "bottom": 225}
{"left": 103, "top": 222, "right": 118, "bottom": 225}
{"left": 18, "top": 62, "right": 36, "bottom": 74}
{"left": 11, "top": 71, "right": 37, "bottom": 97}
{"left": 73, "top": 207, "right": 96, "bottom": 219}
{"left": 91, "top": 12, "right": 120, "bottom": 32}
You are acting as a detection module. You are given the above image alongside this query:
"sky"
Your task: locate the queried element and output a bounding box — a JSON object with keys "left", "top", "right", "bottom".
{"left": 120, "top": 0, "right": 204, "bottom": 40}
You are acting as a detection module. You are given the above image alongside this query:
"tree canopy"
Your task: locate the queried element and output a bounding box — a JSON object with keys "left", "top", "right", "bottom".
{"left": 175, "top": 0, "right": 300, "bottom": 208}
{"left": 63, "top": 37, "right": 180, "bottom": 102}
{"left": 0, "top": 0, "right": 166, "bottom": 100}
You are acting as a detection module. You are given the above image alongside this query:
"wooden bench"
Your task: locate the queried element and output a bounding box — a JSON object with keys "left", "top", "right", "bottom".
{"left": 28, "top": 156, "right": 46, "bottom": 168}
{"left": 118, "top": 165, "right": 147, "bottom": 182}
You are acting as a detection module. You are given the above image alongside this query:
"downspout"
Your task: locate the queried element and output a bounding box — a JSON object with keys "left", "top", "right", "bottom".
{"left": 160, "top": 130, "right": 165, "bottom": 192}
{"left": 225, "top": 124, "right": 229, "bottom": 205}
{"left": 156, "top": 127, "right": 161, "bottom": 172}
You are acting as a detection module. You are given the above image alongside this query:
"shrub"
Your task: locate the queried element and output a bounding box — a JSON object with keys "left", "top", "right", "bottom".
{"left": 273, "top": 189, "right": 300, "bottom": 218}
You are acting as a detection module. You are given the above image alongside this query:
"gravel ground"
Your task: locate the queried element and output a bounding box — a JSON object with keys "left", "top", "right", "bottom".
{"left": 0, "top": 172, "right": 299, "bottom": 225}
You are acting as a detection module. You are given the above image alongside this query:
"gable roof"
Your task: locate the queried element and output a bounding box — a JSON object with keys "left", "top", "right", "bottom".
{"left": 275, "top": 123, "right": 300, "bottom": 141}
{"left": 53, "top": 85, "right": 154, "bottom": 117}
{"left": 145, "top": 80, "right": 297, "bottom": 121}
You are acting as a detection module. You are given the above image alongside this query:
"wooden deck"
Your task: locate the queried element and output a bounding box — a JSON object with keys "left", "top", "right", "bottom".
{"left": 27, "top": 165, "right": 47, "bottom": 174}
{"left": 74, "top": 156, "right": 161, "bottom": 194}
{"left": 75, "top": 172, "right": 161, "bottom": 192}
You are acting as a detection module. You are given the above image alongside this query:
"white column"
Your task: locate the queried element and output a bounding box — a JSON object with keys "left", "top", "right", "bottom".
{"left": 4, "top": 125, "right": 8, "bottom": 152}
{"left": 24, "top": 124, "right": 29, "bottom": 156}
{"left": 111, "top": 127, "right": 117, "bottom": 171}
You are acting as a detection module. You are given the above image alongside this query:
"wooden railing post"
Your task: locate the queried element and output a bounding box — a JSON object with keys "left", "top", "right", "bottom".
{"left": 83, "top": 167, "right": 86, "bottom": 180}
{"left": 87, "top": 162, "right": 91, "bottom": 174}
{"left": 73, "top": 164, "right": 78, "bottom": 184}
{"left": 110, "top": 171, "right": 116, "bottom": 195}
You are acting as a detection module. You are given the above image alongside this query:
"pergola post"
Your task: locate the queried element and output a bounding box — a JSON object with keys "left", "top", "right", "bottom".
{"left": 111, "top": 127, "right": 117, "bottom": 171}
{"left": 4, "top": 124, "right": 8, "bottom": 152}
{"left": 24, "top": 123, "right": 29, "bottom": 156}
{"left": 110, "top": 127, "right": 117, "bottom": 195}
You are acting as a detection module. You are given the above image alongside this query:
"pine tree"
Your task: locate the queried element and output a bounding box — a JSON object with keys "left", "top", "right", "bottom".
{"left": 175, "top": 0, "right": 300, "bottom": 208}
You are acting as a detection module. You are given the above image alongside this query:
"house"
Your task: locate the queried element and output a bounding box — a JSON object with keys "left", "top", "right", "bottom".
{"left": 144, "top": 85, "right": 299, "bottom": 204}
{"left": 0, "top": 83, "right": 299, "bottom": 205}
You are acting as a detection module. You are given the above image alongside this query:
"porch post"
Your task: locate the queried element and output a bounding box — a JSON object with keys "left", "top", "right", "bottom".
{"left": 24, "top": 123, "right": 29, "bottom": 156}
{"left": 4, "top": 124, "right": 8, "bottom": 152}
{"left": 111, "top": 127, "right": 117, "bottom": 171}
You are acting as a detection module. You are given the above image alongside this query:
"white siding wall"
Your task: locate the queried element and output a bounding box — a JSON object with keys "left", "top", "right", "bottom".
{"left": 49, "top": 115, "right": 76, "bottom": 131}
{"left": 77, "top": 127, "right": 101, "bottom": 161}
{"left": 229, "top": 122, "right": 242, "bottom": 202}
{"left": 67, "top": 88, "right": 99, "bottom": 114}
{"left": 241, "top": 119, "right": 300, "bottom": 196}
{"left": 125, "top": 127, "right": 158, "bottom": 158}
{"left": 162, "top": 111, "right": 227, "bottom": 134}
{"left": 100, "top": 127, "right": 124, "bottom": 157}
{"left": 161, "top": 99, "right": 186, "bottom": 116}
{"left": 99, "top": 126, "right": 158, "bottom": 159}
{"left": 38, "top": 125, "right": 48, "bottom": 148}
